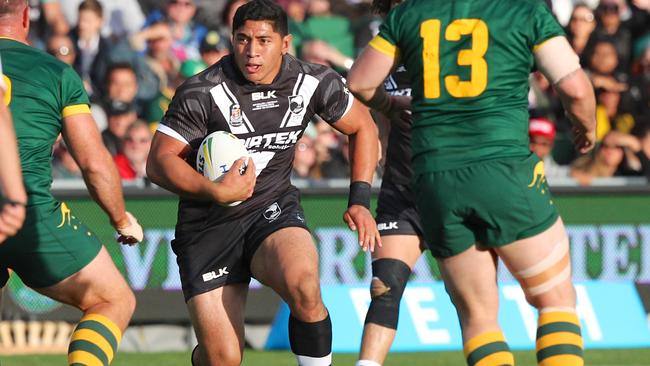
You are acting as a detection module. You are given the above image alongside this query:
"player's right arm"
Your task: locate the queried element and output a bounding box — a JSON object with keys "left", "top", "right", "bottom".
{"left": 146, "top": 133, "right": 255, "bottom": 205}
{"left": 0, "top": 86, "right": 26, "bottom": 243}
{"left": 62, "top": 112, "right": 143, "bottom": 244}
{"left": 534, "top": 37, "right": 597, "bottom": 154}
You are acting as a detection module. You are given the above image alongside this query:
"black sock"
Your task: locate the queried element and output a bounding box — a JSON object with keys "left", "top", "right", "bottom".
{"left": 289, "top": 313, "right": 332, "bottom": 365}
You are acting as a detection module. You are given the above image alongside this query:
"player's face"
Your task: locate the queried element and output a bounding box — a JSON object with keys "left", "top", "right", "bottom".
{"left": 529, "top": 135, "right": 553, "bottom": 159}
{"left": 233, "top": 20, "right": 291, "bottom": 85}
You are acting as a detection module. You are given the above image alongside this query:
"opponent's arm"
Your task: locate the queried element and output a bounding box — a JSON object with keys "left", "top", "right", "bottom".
{"left": 331, "top": 98, "right": 381, "bottom": 252}
{"left": 535, "top": 37, "right": 597, "bottom": 153}
{"left": 0, "top": 89, "right": 26, "bottom": 243}
{"left": 146, "top": 132, "right": 255, "bottom": 205}
{"left": 347, "top": 46, "right": 400, "bottom": 115}
{"left": 62, "top": 113, "right": 143, "bottom": 244}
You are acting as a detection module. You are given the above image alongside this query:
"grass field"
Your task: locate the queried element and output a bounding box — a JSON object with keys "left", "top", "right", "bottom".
{"left": 2, "top": 348, "right": 650, "bottom": 365}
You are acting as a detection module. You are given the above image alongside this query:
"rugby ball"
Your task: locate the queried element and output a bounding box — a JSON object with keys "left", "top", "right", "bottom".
{"left": 196, "top": 131, "right": 249, "bottom": 206}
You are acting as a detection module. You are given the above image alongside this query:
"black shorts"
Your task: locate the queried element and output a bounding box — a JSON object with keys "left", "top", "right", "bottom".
{"left": 171, "top": 187, "right": 309, "bottom": 301}
{"left": 376, "top": 180, "right": 425, "bottom": 240}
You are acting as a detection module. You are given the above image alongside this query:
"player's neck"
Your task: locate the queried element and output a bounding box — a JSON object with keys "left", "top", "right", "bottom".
{"left": 0, "top": 26, "right": 28, "bottom": 45}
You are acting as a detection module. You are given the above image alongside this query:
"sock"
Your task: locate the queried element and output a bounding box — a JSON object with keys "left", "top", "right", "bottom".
{"left": 191, "top": 344, "right": 199, "bottom": 366}
{"left": 356, "top": 360, "right": 381, "bottom": 366}
{"left": 68, "top": 313, "right": 122, "bottom": 366}
{"left": 289, "top": 313, "right": 332, "bottom": 366}
{"left": 463, "top": 330, "right": 514, "bottom": 366}
{"left": 536, "top": 311, "right": 584, "bottom": 366}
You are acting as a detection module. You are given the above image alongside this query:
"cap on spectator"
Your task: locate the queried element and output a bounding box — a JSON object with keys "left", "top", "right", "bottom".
{"left": 529, "top": 118, "right": 556, "bottom": 139}
{"left": 106, "top": 100, "right": 136, "bottom": 116}
{"left": 200, "top": 31, "right": 230, "bottom": 53}
{"left": 180, "top": 59, "right": 208, "bottom": 78}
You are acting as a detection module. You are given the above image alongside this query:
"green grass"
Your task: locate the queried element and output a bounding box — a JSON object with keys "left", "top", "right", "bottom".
{"left": 2, "top": 348, "right": 650, "bottom": 366}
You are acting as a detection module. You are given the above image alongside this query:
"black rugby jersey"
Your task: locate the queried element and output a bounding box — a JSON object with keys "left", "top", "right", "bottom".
{"left": 382, "top": 65, "right": 413, "bottom": 186}
{"left": 159, "top": 54, "right": 353, "bottom": 231}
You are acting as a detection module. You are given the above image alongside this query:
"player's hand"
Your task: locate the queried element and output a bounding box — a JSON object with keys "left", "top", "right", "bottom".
{"left": 343, "top": 205, "right": 382, "bottom": 252}
{"left": 114, "top": 211, "right": 144, "bottom": 246}
{"left": 572, "top": 125, "right": 596, "bottom": 154}
{"left": 214, "top": 157, "right": 256, "bottom": 205}
{"left": 0, "top": 201, "right": 26, "bottom": 244}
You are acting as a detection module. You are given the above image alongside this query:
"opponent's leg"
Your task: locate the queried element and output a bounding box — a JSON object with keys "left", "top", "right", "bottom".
{"left": 496, "top": 218, "right": 583, "bottom": 366}
{"left": 187, "top": 284, "right": 248, "bottom": 366}
{"left": 357, "top": 235, "right": 422, "bottom": 366}
{"left": 35, "top": 247, "right": 135, "bottom": 366}
{"left": 251, "top": 227, "right": 331, "bottom": 366}
{"left": 437, "top": 245, "right": 514, "bottom": 366}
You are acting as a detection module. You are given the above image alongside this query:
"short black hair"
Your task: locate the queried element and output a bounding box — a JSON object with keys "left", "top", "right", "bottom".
{"left": 232, "top": 0, "right": 288, "bottom": 37}
{"left": 371, "top": 0, "right": 392, "bottom": 15}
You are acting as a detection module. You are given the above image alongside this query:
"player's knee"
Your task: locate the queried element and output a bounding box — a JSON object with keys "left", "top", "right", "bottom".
{"left": 286, "top": 275, "right": 323, "bottom": 319}
{"left": 365, "top": 258, "right": 411, "bottom": 329}
{"left": 201, "top": 343, "right": 243, "bottom": 366}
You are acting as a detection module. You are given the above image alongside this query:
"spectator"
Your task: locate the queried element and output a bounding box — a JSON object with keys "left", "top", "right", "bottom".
{"left": 131, "top": 22, "right": 180, "bottom": 97}
{"left": 589, "top": 0, "right": 632, "bottom": 69}
{"left": 199, "top": 30, "right": 230, "bottom": 66}
{"left": 71, "top": 0, "right": 112, "bottom": 101}
{"left": 292, "top": 135, "right": 318, "bottom": 179}
{"left": 301, "top": 0, "right": 355, "bottom": 63}
{"left": 104, "top": 63, "right": 141, "bottom": 116}
{"left": 60, "top": 0, "right": 145, "bottom": 39}
{"left": 218, "top": 0, "right": 250, "bottom": 37}
{"left": 528, "top": 117, "right": 570, "bottom": 180}
{"left": 637, "top": 125, "right": 650, "bottom": 181}
{"left": 570, "top": 131, "right": 641, "bottom": 185}
{"left": 596, "top": 86, "right": 637, "bottom": 135}
{"left": 144, "top": 0, "right": 207, "bottom": 62}
{"left": 28, "top": 0, "right": 69, "bottom": 48}
{"left": 114, "top": 121, "right": 152, "bottom": 181}
{"left": 51, "top": 138, "right": 82, "bottom": 180}
{"left": 102, "top": 100, "right": 138, "bottom": 156}
{"left": 46, "top": 33, "right": 76, "bottom": 65}
{"left": 566, "top": 3, "right": 596, "bottom": 57}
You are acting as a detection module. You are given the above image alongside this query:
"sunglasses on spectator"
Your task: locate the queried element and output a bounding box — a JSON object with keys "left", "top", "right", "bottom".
{"left": 170, "top": 0, "right": 194, "bottom": 7}
{"left": 570, "top": 13, "right": 594, "bottom": 23}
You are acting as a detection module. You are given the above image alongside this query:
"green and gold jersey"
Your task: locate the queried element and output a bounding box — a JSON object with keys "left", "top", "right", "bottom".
{"left": 0, "top": 38, "right": 90, "bottom": 207}
{"left": 370, "top": 0, "right": 564, "bottom": 173}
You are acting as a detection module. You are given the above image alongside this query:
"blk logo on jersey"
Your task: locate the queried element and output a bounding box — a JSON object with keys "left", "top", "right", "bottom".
{"left": 230, "top": 104, "right": 243, "bottom": 127}
{"left": 264, "top": 202, "right": 282, "bottom": 222}
{"left": 252, "top": 91, "right": 277, "bottom": 101}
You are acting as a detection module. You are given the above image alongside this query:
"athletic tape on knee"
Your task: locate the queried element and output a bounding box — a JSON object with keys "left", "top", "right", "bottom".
{"left": 516, "top": 239, "right": 571, "bottom": 297}
{"left": 289, "top": 313, "right": 332, "bottom": 359}
{"left": 364, "top": 258, "right": 411, "bottom": 329}
{"left": 191, "top": 344, "right": 199, "bottom": 366}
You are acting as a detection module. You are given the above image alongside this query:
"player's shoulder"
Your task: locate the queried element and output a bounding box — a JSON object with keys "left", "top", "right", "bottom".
{"left": 2, "top": 39, "right": 70, "bottom": 75}
{"left": 285, "top": 54, "right": 341, "bottom": 82}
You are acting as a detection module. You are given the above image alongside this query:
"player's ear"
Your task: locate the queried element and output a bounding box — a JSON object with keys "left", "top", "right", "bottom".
{"left": 281, "top": 34, "right": 292, "bottom": 55}
{"left": 22, "top": 4, "right": 30, "bottom": 31}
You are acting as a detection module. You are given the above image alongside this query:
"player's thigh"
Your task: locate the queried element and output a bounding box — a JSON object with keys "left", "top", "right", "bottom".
{"left": 250, "top": 227, "right": 321, "bottom": 301}
{"left": 187, "top": 284, "right": 248, "bottom": 363}
{"left": 373, "top": 234, "right": 423, "bottom": 267}
{"left": 437, "top": 246, "right": 500, "bottom": 313}
{"left": 375, "top": 205, "right": 425, "bottom": 266}
{"left": 34, "top": 246, "right": 135, "bottom": 329}
{"left": 495, "top": 217, "right": 575, "bottom": 307}
{"left": 3, "top": 203, "right": 104, "bottom": 289}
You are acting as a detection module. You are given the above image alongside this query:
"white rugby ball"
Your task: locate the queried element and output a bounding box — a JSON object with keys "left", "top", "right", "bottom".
{"left": 196, "top": 131, "right": 249, "bottom": 206}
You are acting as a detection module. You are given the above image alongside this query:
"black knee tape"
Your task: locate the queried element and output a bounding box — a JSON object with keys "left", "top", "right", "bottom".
{"left": 289, "top": 313, "right": 332, "bottom": 357}
{"left": 364, "top": 258, "right": 411, "bottom": 329}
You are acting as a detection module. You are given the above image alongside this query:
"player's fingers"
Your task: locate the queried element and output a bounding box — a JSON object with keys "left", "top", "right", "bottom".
{"left": 343, "top": 211, "right": 356, "bottom": 231}
{"left": 358, "top": 224, "right": 367, "bottom": 251}
{"left": 0, "top": 215, "right": 19, "bottom": 235}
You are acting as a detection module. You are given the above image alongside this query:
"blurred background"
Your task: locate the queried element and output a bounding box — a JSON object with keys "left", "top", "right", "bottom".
{"left": 1, "top": 0, "right": 650, "bottom": 363}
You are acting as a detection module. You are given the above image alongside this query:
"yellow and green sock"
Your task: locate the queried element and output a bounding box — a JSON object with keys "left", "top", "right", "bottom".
{"left": 536, "top": 311, "right": 583, "bottom": 366}
{"left": 463, "top": 330, "right": 514, "bottom": 366}
{"left": 68, "top": 314, "right": 122, "bottom": 366}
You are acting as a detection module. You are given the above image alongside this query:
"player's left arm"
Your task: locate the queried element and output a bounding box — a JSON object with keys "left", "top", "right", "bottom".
{"left": 331, "top": 98, "right": 382, "bottom": 252}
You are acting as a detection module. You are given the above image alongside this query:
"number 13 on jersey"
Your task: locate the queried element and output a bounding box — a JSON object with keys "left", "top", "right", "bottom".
{"left": 421, "top": 19, "right": 488, "bottom": 99}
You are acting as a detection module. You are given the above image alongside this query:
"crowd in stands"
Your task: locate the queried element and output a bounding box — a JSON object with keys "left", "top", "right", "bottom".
{"left": 29, "top": 0, "right": 649, "bottom": 186}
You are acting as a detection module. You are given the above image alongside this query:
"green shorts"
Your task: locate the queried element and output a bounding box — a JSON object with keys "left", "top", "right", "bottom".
{"left": 0, "top": 202, "right": 102, "bottom": 288}
{"left": 415, "top": 153, "right": 559, "bottom": 258}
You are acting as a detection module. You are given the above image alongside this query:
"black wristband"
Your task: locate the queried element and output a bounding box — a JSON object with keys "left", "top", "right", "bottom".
{"left": 347, "top": 181, "right": 371, "bottom": 209}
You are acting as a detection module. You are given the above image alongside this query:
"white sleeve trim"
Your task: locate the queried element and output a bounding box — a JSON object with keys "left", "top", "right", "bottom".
{"left": 342, "top": 91, "right": 354, "bottom": 118}
{"left": 157, "top": 124, "right": 189, "bottom": 145}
